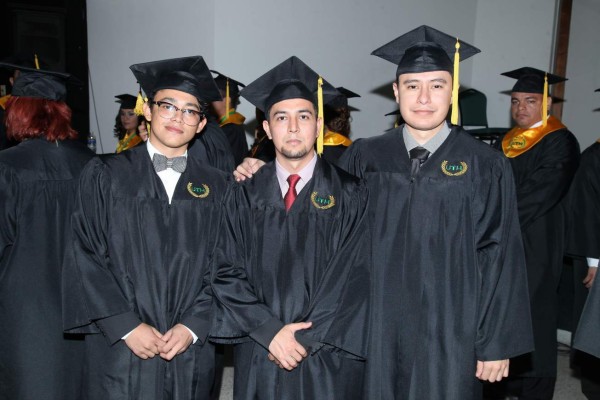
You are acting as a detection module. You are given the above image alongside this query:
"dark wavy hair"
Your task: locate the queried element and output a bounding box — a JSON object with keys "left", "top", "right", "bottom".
{"left": 324, "top": 105, "right": 351, "bottom": 137}
{"left": 5, "top": 96, "right": 78, "bottom": 141}
{"left": 113, "top": 110, "right": 146, "bottom": 140}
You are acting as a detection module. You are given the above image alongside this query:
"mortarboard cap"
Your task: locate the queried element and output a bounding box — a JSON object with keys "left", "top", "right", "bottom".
{"left": 129, "top": 56, "right": 222, "bottom": 103}
{"left": 240, "top": 56, "right": 339, "bottom": 113}
{"left": 371, "top": 25, "right": 480, "bottom": 77}
{"left": 210, "top": 70, "right": 245, "bottom": 97}
{"left": 372, "top": 25, "right": 479, "bottom": 125}
{"left": 327, "top": 87, "right": 360, "bottom": 109}
{"left": 0, "top": 62, "right": 74, "bottom": 101}
{"left": 595, "top": 88, "right": 600, "bottom": 92}
{"left": 501, "top": 67, "right": 567, "bottom": 94}
{"left": 115, "top": 94, "right": 138, "bottom": 109}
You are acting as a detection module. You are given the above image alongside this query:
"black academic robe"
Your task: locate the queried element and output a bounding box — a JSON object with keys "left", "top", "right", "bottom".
{"left": 565, "top": 141, "right": 600, "bottom": 358}
{"left": 211, "top": 159, "right": 370, "bottom": 400}
{"left": 495, "top": 128, "right": 580, "bottom": 377}
{"left": 188, "top": 120, "right": 235, "bottom": 173}
{"left": 0, "top": 138, "right": 93, "bottom": 400}
{"left": 339, "top": 125, "right": 533, "bottom": 400}
{"left": 63, "top": 145, "right": 231, "bottom": 400}
{"left": 221, "top": 122, "right": 249, "bottom": 166}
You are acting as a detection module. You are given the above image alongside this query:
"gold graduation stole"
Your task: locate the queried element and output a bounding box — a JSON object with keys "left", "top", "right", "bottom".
{"left": 116, "top": 130, "right": 143, "bottom": 153}
{"left": 0, "top": 94, "right": 11, "bottom": 110}
{"left": 323, "top": 131, "right": 352, "bottom": 147}
{"left": 218, "top": 110, "right": 246, "bottom": 127}
{"left": 502, "top": 116, "right": 566, "bottom": 158}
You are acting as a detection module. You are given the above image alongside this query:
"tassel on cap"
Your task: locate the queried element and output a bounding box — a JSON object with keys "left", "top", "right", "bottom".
{"left": 450, "top": 39, "right": 460, "bottom": 125}
{"left": 34, "top": 54, "right": 40, "bottom": 70}
{"left": 134, "top": 86, "right": 146, "bottom": 116}
{"left": 225, "top": 78, "right": 230, "bottom": 120}
{"left": 542, "top": 74, "right": 548, "bottom": 127}
{"left": 317, "top": 76, "right": 324, "bottom": 156}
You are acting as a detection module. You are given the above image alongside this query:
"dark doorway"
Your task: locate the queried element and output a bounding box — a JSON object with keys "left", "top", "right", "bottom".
{"left": 1, "top": 0, "right": 88, "bottom": 141}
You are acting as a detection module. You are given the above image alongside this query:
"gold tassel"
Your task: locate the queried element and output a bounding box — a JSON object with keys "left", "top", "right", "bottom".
{"left": 225, "top": 78, "right": 230, "bottom": 121}
{"left": 134, "top": 90, "right": 145, "bottom": 116}
{"left": 34, "top": 54, "right": 40, "bottom": 70}
{"left": 317, "top": 77, "right": 324, "bottom": 156}
{"left": 542, "top": 74, "right": 548, "bottom": 127}
{"left": 450, "top": 39, "right": 460, "bottom": 125}
{"left": 146, "top": 122, "right": 151, "bottom": 139}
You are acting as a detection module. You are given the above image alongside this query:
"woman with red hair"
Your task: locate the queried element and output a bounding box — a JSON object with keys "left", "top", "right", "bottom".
{"left": 0, "top": 62, "right": 93, "bottom": 400}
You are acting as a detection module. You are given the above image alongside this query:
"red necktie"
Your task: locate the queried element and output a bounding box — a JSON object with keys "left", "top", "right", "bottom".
{"left": 284, "top": 174, "right": 301, "bottom": 212}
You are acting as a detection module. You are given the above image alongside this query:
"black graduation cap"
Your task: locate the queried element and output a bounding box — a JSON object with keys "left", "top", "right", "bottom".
{"left": 129, "top": 56, "right": 222, "bottom": 102}
{"left": 210, "top": 70, "right": 245, "bottom": 97}
{"left": 327, "top": 87, "right": 360, "bottom": 109}
{"left": 595, "top": 88, "right": 600, "bottom": 92}
{"left": 501, "top": 67, "right": 567, "bottom": 94}
{"left": 385, "top": 109, "right": 401, "bottom": 116}
{"left": 371, "top": 25, "right": 480, "bottom": 76}
{"left": 240, "top": 56, "right": 339, "bottom": 113}
{"left": 115, "top": 94, "right": 138, "bottom": 109}
{"left": 0, "top": 62, "right": 74, "bottom": 101}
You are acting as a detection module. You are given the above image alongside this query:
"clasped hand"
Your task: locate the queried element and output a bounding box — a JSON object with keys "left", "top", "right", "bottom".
{"left": 124, "top": 323, "right": 193, "bottom": 361}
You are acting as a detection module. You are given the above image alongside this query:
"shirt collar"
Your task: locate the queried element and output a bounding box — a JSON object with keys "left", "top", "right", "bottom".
{"left": 402, "top": 122, "right": 451, "bottom": 154}
{"left": 146, "top": 138, "right": 188, "bottom": 160}
{"left": 275, "top": 151, "right": 318, "bottom": 186}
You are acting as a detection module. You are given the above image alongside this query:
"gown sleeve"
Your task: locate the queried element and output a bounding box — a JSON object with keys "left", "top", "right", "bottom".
{"left": 63, "top": 158, "right": 141, "bottom": 343}
{"left": 211, "top": 184, "right": 284, "bottom": 349}
{"left": 473, "top": 157, "right": 535, "bottom": 361}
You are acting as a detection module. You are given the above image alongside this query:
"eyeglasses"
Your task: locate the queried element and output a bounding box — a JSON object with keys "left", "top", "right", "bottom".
{"left": 151, "top": 101, "right": 204, "bottom": 126}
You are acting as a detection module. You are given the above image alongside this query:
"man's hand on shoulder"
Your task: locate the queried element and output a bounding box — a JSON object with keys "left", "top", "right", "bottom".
{"left": 233, "top": 157, "right": 266, "bottom": 182}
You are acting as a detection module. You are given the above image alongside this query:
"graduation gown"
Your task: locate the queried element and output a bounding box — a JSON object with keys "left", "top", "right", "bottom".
{"left": 188, "top": 120, "right": 235, "bottom": 173}
{"left": 322, "top": 131, "right": 352, "bottom": 165}
{"left": 63, "top": 145, "right": 231, "bottom": 400}
{"left": 339, "top": 125, "right": 533, "bottom": 400}
{"left": 495, "top": 126, "right": 580, "bottom": 377}
{"left": 0, "top": 138, "right": 93, "bottom": 400}
{"left": 211, "top": 159, "right": 370, "bottom": 400}
{"left": 565, "top": 141, "right": 600, "bottom": 358}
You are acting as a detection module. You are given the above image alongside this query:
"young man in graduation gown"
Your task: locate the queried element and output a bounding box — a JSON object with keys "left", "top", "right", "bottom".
{"left": 0, "top": 63, "right": 92, "bottom": 400}
{"left": 487, "top": 67, "right": 580, "bottom": 400}
{"left": 210, "top": 56, "right": 371, "bottom": 400}
{"left": 338, "top": 26, "right": 534, "bottom": 400}
{"left": 210, "top": 70, "right": 249, "bottom": 166}
{"left": 63, "top": 56, "right": 231, "bottom": 400}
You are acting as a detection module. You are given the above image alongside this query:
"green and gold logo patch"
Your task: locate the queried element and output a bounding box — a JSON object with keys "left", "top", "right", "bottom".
{"left": 311, "top": 191, "right": 336, "bottom": 210}
{"left": 508, "top": 135, "right": 527, "bottom": 149}
{"left": 187, "top": 182, "right": 210, "bottom": 198}
{"left": 441, "top": 160, "right": 468, "bottom": 177}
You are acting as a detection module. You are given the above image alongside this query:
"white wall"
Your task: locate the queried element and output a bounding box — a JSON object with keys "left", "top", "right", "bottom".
{"left": 88, "top": 0, "right": 586, "bottom": 153}
{"left": 562, "top": 0, "right": 600, "bottom": 150}
{"left": 470, "top": 0, "right": 558, "bottom": 129}
{"left": 86, "top": 0, "right": 215, "bottom": 153}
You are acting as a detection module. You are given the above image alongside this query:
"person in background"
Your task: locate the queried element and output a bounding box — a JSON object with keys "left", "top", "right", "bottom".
{"left": 0, "top": 61, "right": 93, "bottom": 400}
{"left": 485, "top": 67, "right": 580, "bottom": 400}
{"left": 210, "top": 70, "right": 248, "bottom": 165}
{"left": 114, "top": 93, "right": 147, "bottom": 153}
{"left": 322, "top": 86, "right": 360, "bottom": 164}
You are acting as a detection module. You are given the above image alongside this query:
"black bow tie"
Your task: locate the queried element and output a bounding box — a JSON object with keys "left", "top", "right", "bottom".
{"left": 152, "top": 153, "right": 187, "bottom": 173}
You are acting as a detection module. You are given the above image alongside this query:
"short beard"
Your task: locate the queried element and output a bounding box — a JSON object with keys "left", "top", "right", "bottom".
{"left": 280, "top": 146, "right": 310, "bottom": 160}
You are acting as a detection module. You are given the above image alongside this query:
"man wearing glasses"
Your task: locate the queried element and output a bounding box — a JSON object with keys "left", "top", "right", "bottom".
{"left": 64, "top": 56, "right": 231, "bottom": 400}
